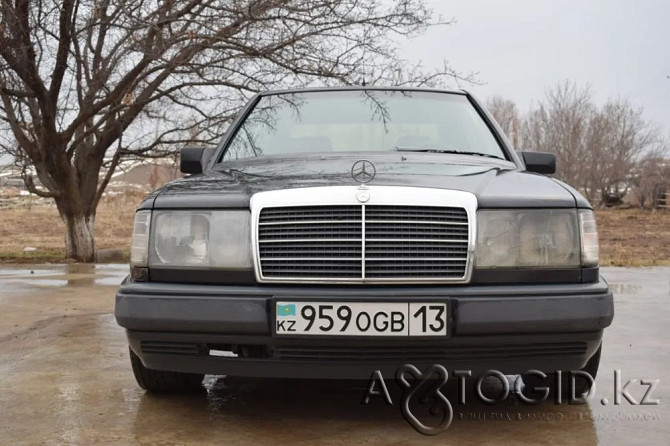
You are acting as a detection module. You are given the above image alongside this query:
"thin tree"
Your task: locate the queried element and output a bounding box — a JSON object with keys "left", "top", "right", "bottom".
{"left": 631, "top": 145, "right": 669, "bottom": 210}
{"left": 487, "top": 96, "right": 520, "bottom": 147}
{"left": 587, "top": 99, "right": 658, "bottom": 206}
{"left": 522, "top": 81, "right": 593, "bottom": 194}
{"left": 0, "top": 0, "right": 469, "bottom": 261}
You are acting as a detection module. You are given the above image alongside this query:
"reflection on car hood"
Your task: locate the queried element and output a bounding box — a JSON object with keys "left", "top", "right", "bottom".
{"left": 148, "top": 153, "right": 584, "bottom": 209}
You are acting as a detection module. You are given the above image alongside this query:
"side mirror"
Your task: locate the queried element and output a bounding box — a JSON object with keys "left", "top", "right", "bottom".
{"left": 519, "top": 151, "right": 556, "bottom": 175}
{"left": 180, "top": 147, "right": 206, "bottom": 174}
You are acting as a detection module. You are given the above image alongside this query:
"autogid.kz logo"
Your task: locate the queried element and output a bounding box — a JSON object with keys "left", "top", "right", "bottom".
{"left": 361, "top": 365, "right": 660, "bottom": 436}
{"left": 396, "top": 364, "right": 453, "bottom": 435}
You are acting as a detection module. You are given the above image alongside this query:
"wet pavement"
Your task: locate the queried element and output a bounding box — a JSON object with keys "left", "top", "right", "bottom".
{"left": 0, "top": 265, "right": 668, "bottom": 445}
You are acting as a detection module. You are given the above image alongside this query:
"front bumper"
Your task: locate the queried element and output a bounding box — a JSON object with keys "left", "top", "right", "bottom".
{"left": 115, "top": 278, "right": 614, "bottom": 379}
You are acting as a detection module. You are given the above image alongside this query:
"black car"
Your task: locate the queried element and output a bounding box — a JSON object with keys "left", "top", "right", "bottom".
{"left": 115, "top": 87, "right": 613, "bottom": 395}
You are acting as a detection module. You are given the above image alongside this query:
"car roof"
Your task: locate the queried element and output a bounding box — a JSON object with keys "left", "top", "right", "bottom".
{"left": 258, "top": 86, "right": 468, "bottom": 96}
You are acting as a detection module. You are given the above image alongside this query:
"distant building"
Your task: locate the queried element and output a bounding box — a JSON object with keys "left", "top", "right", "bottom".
{"left": 1, "top": 159, "right": 180, "bottom": 193}
{"left": 107, "top": 159, "right": 181, "bottom": 192}
{"left": 0, "top": 164, "right": 24, "bottom": 188}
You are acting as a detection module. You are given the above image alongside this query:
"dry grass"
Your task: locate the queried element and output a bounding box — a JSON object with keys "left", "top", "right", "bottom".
{"left": 1, "top": 193, "right": 669, "bottom": 266}
{"left": 595, "top": 208, "right": 670, "bottom": 266}
{"left": 0, "top": 191, "right": 142, "bottom": 262}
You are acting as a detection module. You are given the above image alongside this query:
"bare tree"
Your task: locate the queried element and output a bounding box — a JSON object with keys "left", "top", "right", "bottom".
{"left": 487, "top": 96, "right": 521, "bottom": 147}
{"left": 631, "top": 145, "right": 670, "bottom": 210}
{"left": 485, "top": 83, "right": 664, "bottom": 208}
{"left": 522, "top": 84, "right": 661, "bottom": 205}
{"left": 0, "top": 0, "right": 470, "bottom": 261}
{"left": 586, "top": 99, "right": 659, "bottom": 206}
{"left": 521, "top": 81, "right": 594, "bottom": 195}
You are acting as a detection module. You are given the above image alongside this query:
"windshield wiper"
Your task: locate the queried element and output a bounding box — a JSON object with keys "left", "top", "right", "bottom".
{"left": 218, "top": 168, "right": 273, "bottom": 179}
{"left": 395, "top": 146, "right": 504, "bottom": 160}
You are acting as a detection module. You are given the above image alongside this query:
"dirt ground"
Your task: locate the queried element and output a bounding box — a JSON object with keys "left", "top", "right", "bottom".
{"left": 1, "top": 193, "right": 668, "bottom": 265}
{"left": 595, "top": 209, "right": 670, "bottom": 266}
{"left": 1, "top": 264, "right": 668, "bottom": 445}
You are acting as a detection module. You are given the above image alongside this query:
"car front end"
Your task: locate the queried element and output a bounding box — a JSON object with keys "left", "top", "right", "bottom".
{"left": 115, "top": 87, "right": 613, "bottom": 390}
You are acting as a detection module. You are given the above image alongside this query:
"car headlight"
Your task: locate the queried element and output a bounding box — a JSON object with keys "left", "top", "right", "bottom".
{"left": 476, "top": 209, "right": 584, "bottom": 268}
{"left": 147, "top": 210, "right": 252, "bottom": 269}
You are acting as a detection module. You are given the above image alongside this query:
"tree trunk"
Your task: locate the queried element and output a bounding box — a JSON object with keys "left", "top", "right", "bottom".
{"left": 63, "top": 213, "right": 96, "bottom": 263}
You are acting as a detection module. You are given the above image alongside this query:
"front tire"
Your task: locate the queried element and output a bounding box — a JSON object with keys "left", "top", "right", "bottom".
{"left": 129, "top": 347, "right": 204, "bottom": 393}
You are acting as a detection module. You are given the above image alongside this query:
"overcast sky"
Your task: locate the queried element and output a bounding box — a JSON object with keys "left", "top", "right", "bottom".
{"left": 400, "top": 0, "right": 670, "bottom": 136}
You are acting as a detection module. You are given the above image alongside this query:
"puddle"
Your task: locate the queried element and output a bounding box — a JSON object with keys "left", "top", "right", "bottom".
{"left": 0, "top": 263, "right": 128, "bottom": 294}
{"left": 94, "top": 275, "right": 127, "bottom": 286}
{"left": 0, "top": 268, "right": 62, "bottom": 277}
{"left": 26, "top": 279, "right": 70, "bottom": 287}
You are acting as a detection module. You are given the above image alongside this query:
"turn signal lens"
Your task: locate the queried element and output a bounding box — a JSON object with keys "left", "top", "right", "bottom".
{"left": 130, "top": 210, "right": 151, "bottom": 267}
{"left": 579, "top": 210, "right": 599, "bottom": 267}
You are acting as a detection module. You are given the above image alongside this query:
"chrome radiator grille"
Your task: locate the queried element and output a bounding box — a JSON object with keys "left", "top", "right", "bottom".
{"left": 257, "top": 204, "right": 470, "bottom": 282}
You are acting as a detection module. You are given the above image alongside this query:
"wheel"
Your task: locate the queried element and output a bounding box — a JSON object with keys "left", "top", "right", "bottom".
{"left": 129, "top": 347, "right": 204, "bottom": 393}
{"left": 521, "top": 344, "right": 601, "bottom": 402}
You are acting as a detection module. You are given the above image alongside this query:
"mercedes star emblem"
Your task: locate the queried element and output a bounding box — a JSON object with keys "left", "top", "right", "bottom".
{"left": 351, "top": 159, "right": 376, "bottom": 185}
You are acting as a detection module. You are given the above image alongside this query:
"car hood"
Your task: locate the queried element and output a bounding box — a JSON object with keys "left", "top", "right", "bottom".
{"left": 147, "top": 153, "right": 587, "bottom": 209}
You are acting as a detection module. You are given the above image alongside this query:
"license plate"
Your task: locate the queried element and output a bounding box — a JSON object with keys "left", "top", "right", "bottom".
{"left": 274, "top": 302, "right": 447, "bottom": 337}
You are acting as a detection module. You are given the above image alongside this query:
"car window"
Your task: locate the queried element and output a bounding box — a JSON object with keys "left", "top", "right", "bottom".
{"left": 222, "top": 90, "right": 505, "bottom": 161}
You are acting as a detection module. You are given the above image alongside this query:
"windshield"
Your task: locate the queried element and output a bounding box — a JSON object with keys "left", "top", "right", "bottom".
{"left": 221, "top": 90, "right": 506, "bottom": 161}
